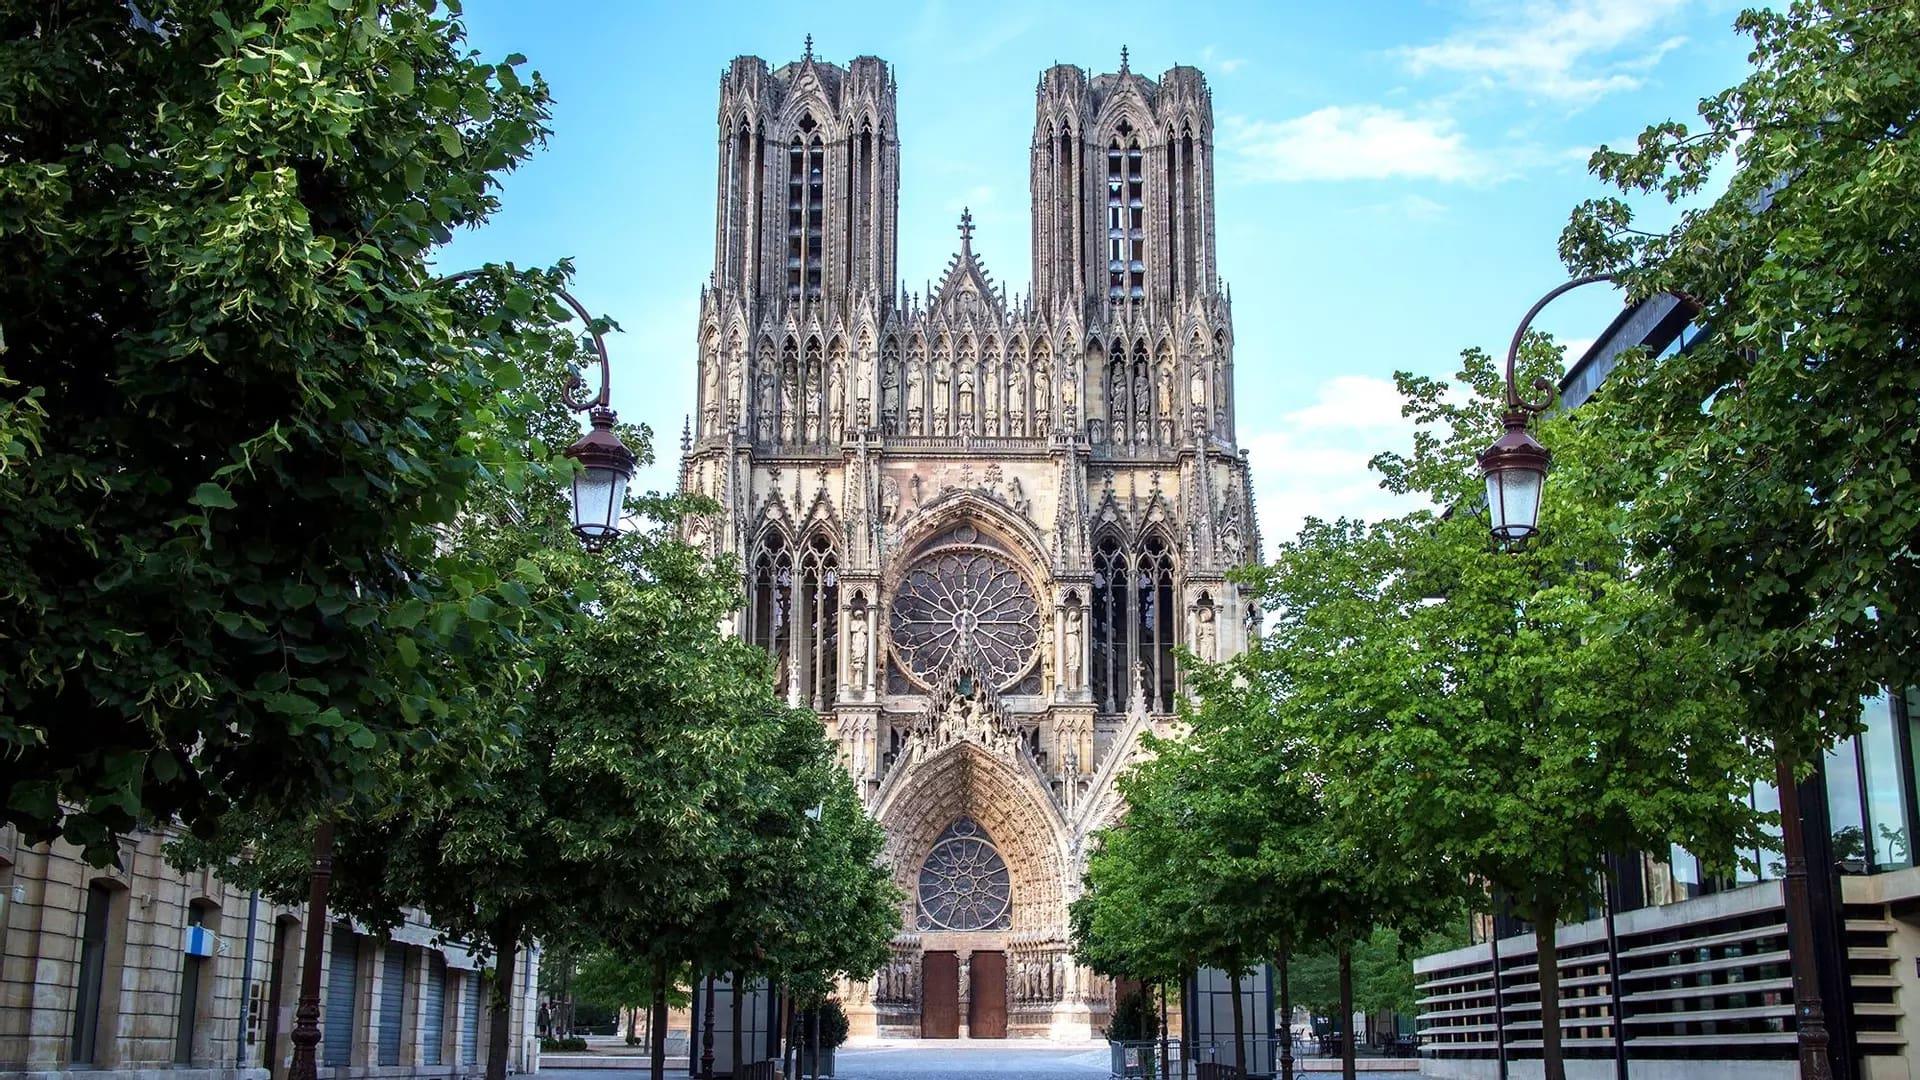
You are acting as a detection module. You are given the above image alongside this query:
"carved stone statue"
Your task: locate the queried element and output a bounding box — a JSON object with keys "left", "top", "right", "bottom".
{"left": 957, "top": 363, "right": 976, "bottom": 425}
{"left": 829, "top": 365, "right": 846, "bottom": 442}
{"left": 1009, "top": 365, "right": 1027, "bottom": 428}
{"left": 1189, "top": 362, "right": 1207, "bottom": 410}
{"left": 1064, "top": 605, "right": 1084, "bottom": 688}
{"left": 1156, "top": 363, "right": 1173, "bottom": 416}
{"left": 804, "top": 385, "right": 822, "bottom": 443}
{"left": 1196, "top": 604, "right": 1217, "bottom": 662}
{"left": 880, "top": 475, "right": 902, "bottom": 523}
{"left": 780, "top": 374, "right": 797, "bottom": 443}
{"left": 756, "top": 367, "right": 776, "bottom": 442}
{"left": 932, "top": 359, "right": 952, "bottom": 434}
{"left": 848, "top": 606, "right": 869, "bottom": 689}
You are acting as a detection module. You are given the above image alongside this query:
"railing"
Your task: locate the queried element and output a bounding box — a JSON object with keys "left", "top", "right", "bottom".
{"left": 737, "top": 1061, "right": 779, "bottom": 1080}
{"left": 1413, "top": 879, "right": 1904, "bottom": 1064}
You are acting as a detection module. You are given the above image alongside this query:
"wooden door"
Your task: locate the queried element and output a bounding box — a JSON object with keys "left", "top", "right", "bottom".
{"left": 968, "top": 951, "right": 1008, "bottom": 1039}
{"left": 921, "top": 951, "right": 959, "bottom": 1039}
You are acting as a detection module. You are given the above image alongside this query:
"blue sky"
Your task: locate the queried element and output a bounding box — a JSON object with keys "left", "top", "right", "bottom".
{"left": 442, "top": 0, "right": 1754, "bottom": 549}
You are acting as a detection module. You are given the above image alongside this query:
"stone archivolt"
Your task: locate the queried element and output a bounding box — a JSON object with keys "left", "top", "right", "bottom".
{"left": 679, "top": 44, "right": 1257, "bottom": 1040}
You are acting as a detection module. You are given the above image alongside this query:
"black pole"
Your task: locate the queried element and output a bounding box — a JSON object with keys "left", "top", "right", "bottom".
{"left": 1602, "top": 854, "right": 1627, "bottom": 1079}
{"left": 701, "top": 974, "right": 716, "bottom": 1079}
{"left": 236, "top": 888, "right": 260, "bottom": 1068}
{"left": 1488, "top": 914, "right": 1508, "bottom": 1080}
{"left": 287, "top": 821, "right": 335, "bottom": 1080}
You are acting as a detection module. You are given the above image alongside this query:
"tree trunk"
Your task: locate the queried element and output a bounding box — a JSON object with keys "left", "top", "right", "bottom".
{"left": 1338, "top": 944, "right": 1356, "bottom": 1080}
{"left": 809, "top": 1006, "right": 822, "bottom": 1080}
{"left": 780, "top": 991, "right": 795, "bottom": 1080}
{"left": 1537, "top": 898, "right": 1565, "bottom": 1080}
{"left": 1278, "top": 953, "right": 1293, "bottom": 1080}
{"left": 649, "top": 962, "right": 668, "bottom": 1080}
{"left": 486, "top": 919, "right": 522, "bottom": 1080}
{"left": 626, "top": 1005, "right": 637, "bottom": 1046}
{"left": 730, "top": 973, "right": 743, "bottom": 1078}
{"left": 1229, "top": 965, "right": 1245, "bottom": 1075}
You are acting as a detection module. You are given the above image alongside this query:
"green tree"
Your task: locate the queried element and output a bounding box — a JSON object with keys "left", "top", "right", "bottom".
{"left": 0, "top": 0, "right": 560, "bottom": 861}
{"left": 1560, "top": 1, "right": 1919, "bottom": 778}
{"left": 1262, "top": 345, "right": 1768, "bottom": 1080}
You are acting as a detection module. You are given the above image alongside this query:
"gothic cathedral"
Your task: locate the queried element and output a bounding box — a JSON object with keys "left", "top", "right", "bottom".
{"left": 677, "top": 44, "right": 1258, "bottom": 1040}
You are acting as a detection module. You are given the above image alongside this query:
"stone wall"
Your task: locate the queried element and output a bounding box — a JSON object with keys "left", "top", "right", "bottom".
{"left": 0, "top": 827, "right": 538, "bottom": 1080}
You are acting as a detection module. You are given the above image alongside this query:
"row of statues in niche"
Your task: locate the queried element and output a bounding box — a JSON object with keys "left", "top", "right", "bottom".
{"left": 700, "top": 342, "right": 1230, "bottom": 444}
{"left": 870, "top": 953, "right": 1070, "bottom": 1007}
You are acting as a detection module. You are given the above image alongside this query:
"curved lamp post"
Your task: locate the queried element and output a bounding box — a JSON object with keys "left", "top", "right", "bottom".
{"left": 286, "top": 270, "right": 632, "bottom": 1080}
{"left": 1482, "top": 278, "right": 1835, "bottom": 1080}
{"left": 439, "top": 270, "right": 639, "bottom": 550}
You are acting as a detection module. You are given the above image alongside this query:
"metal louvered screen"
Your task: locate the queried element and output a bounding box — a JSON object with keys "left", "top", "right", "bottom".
{"left": 422, "top": 954, "right": 445, "bottom": 1066}
{"left": 378, "top": 944, "right": 406, "bottom": 1066}
{"left": 459, "top": 971, "right": 481, "bottom": 1067}
{"left": 322, "top": 927, "right": 357, "bottom": 1067}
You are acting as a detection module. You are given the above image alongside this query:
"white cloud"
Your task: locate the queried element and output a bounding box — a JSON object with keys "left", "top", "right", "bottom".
{"left": 1224, "top": 107, "right": 1487, "bottom": 183}
{"left": 1243, "top": 375, "right": 1432, "bottom": 550}
{"left": 1200, "top": 45, "right": 1248, "bottom": 74}
{"left": 1399, "top": 0, "right": 1689, "bottom": 104}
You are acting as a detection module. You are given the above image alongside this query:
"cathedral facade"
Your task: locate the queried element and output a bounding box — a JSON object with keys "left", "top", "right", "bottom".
{"left": 677, "top": 44, "right": 1258, "bottom": 1040}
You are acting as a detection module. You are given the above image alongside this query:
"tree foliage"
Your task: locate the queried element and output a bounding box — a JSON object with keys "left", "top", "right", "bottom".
{"left": 1264, "top": 344, "right": 1767, "bottom": 1078}
{"left": 1560, "top": 0, "right": 1920, "bottom": 764}
{"left": 0, "top": 0, "right": 560, "bottom": 862}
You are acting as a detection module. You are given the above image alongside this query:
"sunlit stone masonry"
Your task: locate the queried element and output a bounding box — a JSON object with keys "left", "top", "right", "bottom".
{"left": 677, "top": 41, "right": 1259, "bottom": 1041}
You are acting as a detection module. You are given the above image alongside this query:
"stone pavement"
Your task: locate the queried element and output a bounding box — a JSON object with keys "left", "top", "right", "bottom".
{"left": 836, "top": 1039, "right": 1109, "bottom": 1078}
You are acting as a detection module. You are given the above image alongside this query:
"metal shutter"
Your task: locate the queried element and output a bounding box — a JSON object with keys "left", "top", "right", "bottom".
{"left": 422, "top": 954, "right": 445, "bottom": 1066}
{"left": 322, "top": 927, "right": 358, "bottom": 1068}
{"left": 378, "top": 944, "right": 407, "bottom": 1066}
{"left": 459, "top": 971, "right": 481, "bottom": 1067}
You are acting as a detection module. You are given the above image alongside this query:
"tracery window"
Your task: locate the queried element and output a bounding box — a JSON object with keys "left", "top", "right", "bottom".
{"left": 917, "top": 818, "right": 1012, "bottom": 932}
{"left": 889, "top": 525, "right": 1041, "bottom": 691}
{"left": 1090, "top": 531, "right": 1178, "bottom": 712}
{"left": 799, "top": 533, "right": 839, "bottom": 708}
{"left": 749, "top": 532, "right": 794, "bottom": 697}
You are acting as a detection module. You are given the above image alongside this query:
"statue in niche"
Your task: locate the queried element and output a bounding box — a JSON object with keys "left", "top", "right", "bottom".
{"left": 829, "top": 364, "right": 846, "bottom": 442}
{"left": 881, "top": 360, "right": 899, "bottom": 433}
{"left": 1061, "top": 370, "right": 1077, "bottom": 426}
{"left": 879, "top": 475, "right": 901, "bottom": 523}
{"left": 1008, "top": 365, "right": 1027, "bottom": 432}
{"left": 983, "top": 364, "right": 999, "bottom": 434}
{"left": 932, "top": 358, "right": 951, "bottom": 435}
{"left": 755, "top": 367, "right": 775, "bottom": 442}
{"left": 906, "top": 359, "right": 924, "bottom": 419}
{"left": 1064, "top": 604, "right": 1084, "bottom": 688}
{"left": 1133, "top": 368, "right": 1150, "bottom": 416}
{"left": 727, "top": 352, "right": 745, "bottom": 417}
{"left": 804, "top": 383, "right": 822, "bottom": 443}
{"left": 778, "top": 374, "right": 797, "bottom": 443}
{"left": 1196, "top": 604, "right": 1217, "bottom": 662}
{"left": 957, "top": 363, "right": 976, "bottom": 432}
{"left": 848, "top": 605, "right": 869, "bottom": 689}
{"left": 1110, "top": 361, "right": 1128, "bottom": 418}
{"left": 1155, "top": 364, "right": 1173, "bottom": 418}
{"left": 701, "top": 357, "right": 720, "bottom": 433}
{"left": 1033, "top": 366, "right": 1051, "bottom": 435}
{"left": 1189, "top": 362, "right": 1207, "bottom": 411}
{"left": 856, "top": 347, "right": 873, "bottom": 406}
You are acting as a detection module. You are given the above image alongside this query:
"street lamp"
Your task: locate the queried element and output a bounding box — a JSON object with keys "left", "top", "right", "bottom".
{"left": 1484, "top": 277, "right": 1837, "bottom": 1080}
{"left": 1477, "top": 274, "right": 1617, "bottom": 543}
{"left": 285, "top": 270, "right": 631, "bottom": 1080}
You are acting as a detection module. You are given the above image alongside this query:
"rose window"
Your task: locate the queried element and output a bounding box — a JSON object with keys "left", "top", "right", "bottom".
{"left": 916, "top": 819, "right": 1012, "bottom": 932}
{"left": 889, "top": 538, "right": 1040, "bottom": 689}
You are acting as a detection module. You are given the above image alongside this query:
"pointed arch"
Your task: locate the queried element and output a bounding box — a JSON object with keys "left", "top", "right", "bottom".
{"left": 875, "top": 740, "right": 1069, "bottom": 936}
{"left": 747, "top": 525, "right": 796, "bottom": 697}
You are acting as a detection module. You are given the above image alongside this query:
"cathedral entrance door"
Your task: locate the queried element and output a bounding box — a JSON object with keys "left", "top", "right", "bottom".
{"left": 967, "top": 950, "right": 1008, "bottom": 1039}
{"left": 921, "top": 951, "right": 960, "bottom": 1039}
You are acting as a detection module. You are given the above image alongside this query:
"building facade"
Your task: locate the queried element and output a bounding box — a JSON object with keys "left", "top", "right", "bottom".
{"left": 0, "top": 826, "right": 539, "bottom": 1080}
{"left": 677, "top": 45, "right": 1257, "bottom": 1040}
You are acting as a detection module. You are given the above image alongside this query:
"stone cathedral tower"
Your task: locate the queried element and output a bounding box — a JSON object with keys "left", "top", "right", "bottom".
{"left": 679, "top": 44, "right": 1258, "bottom": 1041}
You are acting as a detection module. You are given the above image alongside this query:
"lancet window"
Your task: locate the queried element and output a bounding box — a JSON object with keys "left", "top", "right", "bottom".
{"left": 1090, "top": 531, "right": 1178, "bottom": 712}
{"left": 1106, "top": 124, "right": 1145, "bottom": 302}
{"left": 798, "top": 532, "right": 840, "bottom": 709}
{"left": 787, "top": 114, "right": 824, "bottom": 303}
{"left": 748, "top": 532, "right": 794, "bottom": 697}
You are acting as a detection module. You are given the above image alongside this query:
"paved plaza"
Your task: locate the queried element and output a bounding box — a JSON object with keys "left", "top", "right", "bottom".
{"left": 837, "top": 1039, "right": 1109, "bottom": 1078}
